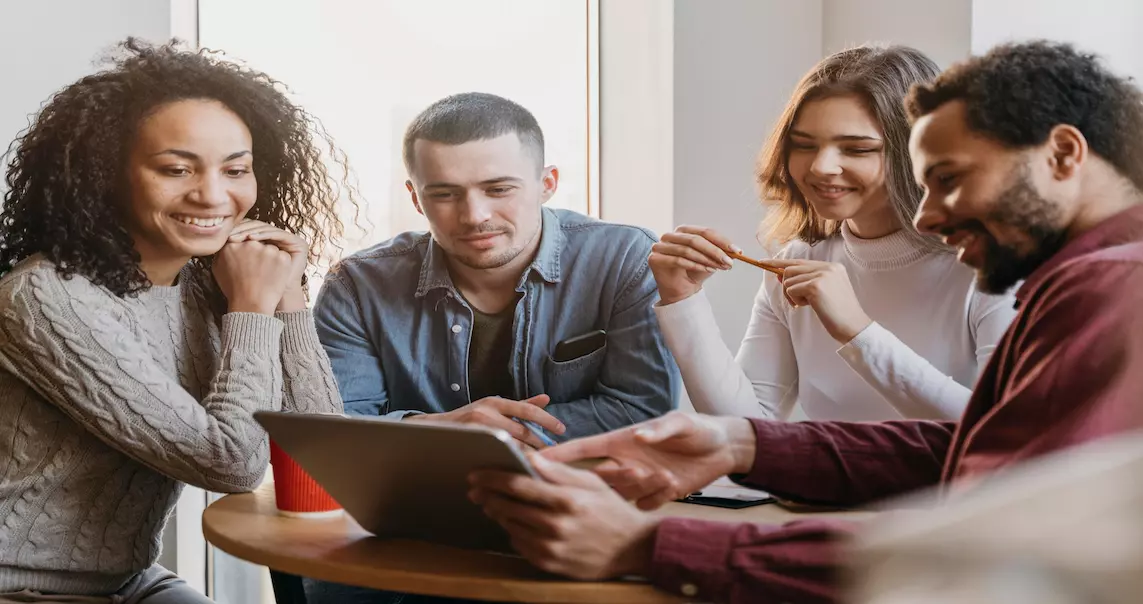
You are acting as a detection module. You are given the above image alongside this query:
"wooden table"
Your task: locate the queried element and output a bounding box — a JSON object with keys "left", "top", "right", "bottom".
{"left": 202, "top": 483, "right": 868, "bottom": 603}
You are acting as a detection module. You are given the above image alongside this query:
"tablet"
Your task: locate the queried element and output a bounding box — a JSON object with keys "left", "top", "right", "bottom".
{"left": 254, "top": 411, "right": 536, "bottom": 553}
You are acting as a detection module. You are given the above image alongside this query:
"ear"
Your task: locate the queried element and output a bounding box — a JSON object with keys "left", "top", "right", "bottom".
{"left": 407, "top": 180, "right": 424, "bottom": 216}
{"left": 1046, "top": 124, "right": 1088, "bottom": 182}
{"left": 539, "top": 166, "right": 559, "bottom": 205}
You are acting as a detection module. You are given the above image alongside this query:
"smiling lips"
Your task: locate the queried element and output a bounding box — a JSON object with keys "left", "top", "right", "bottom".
{"left": 809, "top": 182, "right": 857, "bottom": 201}
{"left": 172, "top": 214, "right": 229, "bottom": 229}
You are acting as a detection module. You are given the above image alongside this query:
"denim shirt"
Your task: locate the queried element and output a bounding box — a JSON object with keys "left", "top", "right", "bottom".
{"left": 313, "top": 208, "right": 680, "bottom": 440}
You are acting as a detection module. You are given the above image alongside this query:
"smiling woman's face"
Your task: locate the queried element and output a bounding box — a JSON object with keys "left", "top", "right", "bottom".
{"left": 786, "top": 94, "right": 891, "bottom": 227}
{"left": 125, "top": 98, "right": 257, "bottom": 265}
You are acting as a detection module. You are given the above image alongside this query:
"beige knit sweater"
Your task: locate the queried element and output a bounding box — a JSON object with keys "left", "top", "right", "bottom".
{"left": 0, "top": 256, "right": 342, "bottom": 595}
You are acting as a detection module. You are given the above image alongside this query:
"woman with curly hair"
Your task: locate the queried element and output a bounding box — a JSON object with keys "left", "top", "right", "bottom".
{"left": 649, "top": 45, "right": 1017, "bottom": 422}
{"left": 0, "top": 38, "right": 351, "bottom": 602}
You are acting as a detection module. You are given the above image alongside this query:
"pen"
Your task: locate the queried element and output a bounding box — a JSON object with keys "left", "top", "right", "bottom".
{"left": 515, "top": 417, "right": 557, "bottom": 447}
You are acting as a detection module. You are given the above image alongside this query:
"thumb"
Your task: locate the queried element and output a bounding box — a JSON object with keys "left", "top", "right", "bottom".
{"left": 633, "top": 413, "right": 693, "bottom": 445}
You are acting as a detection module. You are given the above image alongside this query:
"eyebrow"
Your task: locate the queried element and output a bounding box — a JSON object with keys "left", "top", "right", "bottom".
{"left": 423, "top": 176, "right": 524, "bottom": 189}
{"left": 151, "top": 149, "right": 252, "bottom": 161}
{"left": 789, "top": 129, "right": 882, "bottom": 142}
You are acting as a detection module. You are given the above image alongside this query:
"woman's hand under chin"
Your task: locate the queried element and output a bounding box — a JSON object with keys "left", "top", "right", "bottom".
{"left": 214, "top": 220, "right": 312, "bottom": 315}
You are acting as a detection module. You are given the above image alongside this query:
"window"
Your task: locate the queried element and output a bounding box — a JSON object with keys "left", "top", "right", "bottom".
{"left": 190, "top": 2, "right": 598, "bottom": 601}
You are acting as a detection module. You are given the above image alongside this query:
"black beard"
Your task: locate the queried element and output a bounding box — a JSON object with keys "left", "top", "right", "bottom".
{"left": 958, "top": 170, "right": 1067, "bottom": 295}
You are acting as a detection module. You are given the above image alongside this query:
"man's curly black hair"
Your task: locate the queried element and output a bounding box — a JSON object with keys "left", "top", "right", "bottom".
{"left": 905, "top": 40, "right": 1143, "bottom": 190}
{"left": 0, "top": 37, "right": 358, "bottom": 307}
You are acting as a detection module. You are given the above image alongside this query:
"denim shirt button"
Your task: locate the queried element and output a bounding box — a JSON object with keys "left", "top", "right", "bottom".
{"left": 451, "top": 324, "right": 462, "bottom": 334}
{"left": 450, "top": 383, "right": 461, "bottom": 392}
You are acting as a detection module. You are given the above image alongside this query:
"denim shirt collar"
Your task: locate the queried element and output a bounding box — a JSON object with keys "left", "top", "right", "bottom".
{"left": 415, "top": 207, "right": 565, "bottom": 298}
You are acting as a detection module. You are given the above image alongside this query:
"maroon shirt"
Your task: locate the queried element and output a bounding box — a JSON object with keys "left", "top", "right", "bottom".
{"left": 649, "top": 205, "right": 1143, "bottom": 603}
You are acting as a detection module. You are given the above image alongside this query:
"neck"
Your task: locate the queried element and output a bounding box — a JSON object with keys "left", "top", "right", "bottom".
{"left": 845, "top": 203, "right": 901, "bottom": 239}
{"left": 1068, "top": 167, "right": 1143, "bottom": 241}
{"left": 449, "top": 239, "right": 540, "bottom": 314}
{"left": 138, "top": 253, "right": 189, "bottom": 287}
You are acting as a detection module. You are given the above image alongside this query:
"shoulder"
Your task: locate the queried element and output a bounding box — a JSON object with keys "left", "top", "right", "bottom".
{"left": 325, "top": 230, "right": 431, "bottom": 286}
{"left": 0, "top": 255, "right": 114, "bottom": 309}
{"left": 1020, "top": 243, "right": 1143, "bottom": 338}
{"left": 553, "top": 208, "right": 658, "bottom": 247}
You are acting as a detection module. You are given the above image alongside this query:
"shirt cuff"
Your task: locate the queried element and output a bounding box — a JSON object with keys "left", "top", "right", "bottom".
{"left": 729, "top": 418, "right": 815, "bottom": 492}
{"left": 649, "top": 517, "right": 738, "bottom": 602}
{"left": 275, "top": 309, "right": 324, "bottom": 355}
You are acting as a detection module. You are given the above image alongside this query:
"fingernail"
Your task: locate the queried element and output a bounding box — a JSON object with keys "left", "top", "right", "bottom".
{"left": 634, "top": 427, "right": 653, "bottom": 438}
{"left": 721, "top": 255, "right": 733, "bottom": 265}
{"left": 556, "top": 422, "right": 566, "bottom": 434}
{"left": 730, "top": 244, "right": 743, "bottom": 253}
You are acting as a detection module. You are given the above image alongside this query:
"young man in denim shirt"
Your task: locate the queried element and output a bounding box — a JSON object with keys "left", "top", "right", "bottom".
{"left": 304, "top": 93, "right": 680, "bottom": 604}
{"left": 313, "top": 92, "right": 680, "bottom": 447}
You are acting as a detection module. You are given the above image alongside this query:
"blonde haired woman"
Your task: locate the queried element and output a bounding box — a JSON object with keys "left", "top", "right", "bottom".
{"left": 651, "top": 45, "right": 1016, "bottom": 421}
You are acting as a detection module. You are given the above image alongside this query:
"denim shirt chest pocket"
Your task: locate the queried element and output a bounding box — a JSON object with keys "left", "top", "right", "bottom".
{"left": 543, "top": 342, "right": 608, "bottom": 404}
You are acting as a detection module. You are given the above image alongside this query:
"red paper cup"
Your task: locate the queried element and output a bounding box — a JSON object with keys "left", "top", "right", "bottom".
{"left": 269, "top": 441, "right": 343, "bottom": 518}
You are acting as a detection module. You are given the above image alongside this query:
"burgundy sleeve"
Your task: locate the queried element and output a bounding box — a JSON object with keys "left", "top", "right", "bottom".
{"left": 649, "top": 517, "right": 856, "bottom": 603}
{"left": 735, "top": 418, "right": 956, "bottom": 506}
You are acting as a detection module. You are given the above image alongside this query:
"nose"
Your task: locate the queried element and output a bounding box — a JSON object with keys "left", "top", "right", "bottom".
{"left": 809, "top": 148, "right": 843, "bottom": 177}
{"left": 912, "top": 190, "right": 945, "bottom": 235}
{"left": 187, "top": 173, "right": 230, "bottom": 209}
{"left": 459, "top": 194, "right": 494, "bottom": 227}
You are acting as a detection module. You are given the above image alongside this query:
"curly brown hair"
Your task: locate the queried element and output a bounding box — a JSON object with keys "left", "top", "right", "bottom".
{"left": 0, "top": 37, "right": 358, "bottom": 308}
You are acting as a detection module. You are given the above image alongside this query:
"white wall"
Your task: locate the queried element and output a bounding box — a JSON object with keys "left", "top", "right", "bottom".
{"left": 672, "top": 0, "right": 822, "bottom": 355}
{"left": 598, "top": 0, "right": 675, "bottom": 237}
{"left": 823, "top": 0, "right": 972, "bottom": 69}
{"left": 972, "top": 0, "right": 1143, "bottom": 83}
{"left": 0, "top": 1, "right": 172, "bottom": 162}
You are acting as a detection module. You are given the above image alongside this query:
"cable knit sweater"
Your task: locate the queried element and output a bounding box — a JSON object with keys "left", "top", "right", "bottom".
{"left": 0, "top": 256, "right": 343, "bottom": 595}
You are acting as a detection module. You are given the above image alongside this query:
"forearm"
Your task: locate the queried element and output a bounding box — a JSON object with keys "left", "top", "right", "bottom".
{"left": 656, "top": 292, "right": 781, "bottom": 419}
{"left": 648, "top": 517, "right": 855, "bottom": 604}
{"left": 735, "top": 418, "right": 953, "bottom": 506}
{"left": 278, "top": 309, "right": 343, "bottom": 415}
{"left": 837, "top": 322, "right": 971, "bottom": 420}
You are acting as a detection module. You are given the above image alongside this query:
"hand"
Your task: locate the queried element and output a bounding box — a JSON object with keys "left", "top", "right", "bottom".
{"left": 408, "top": 395, "right": 565, "bottom": 450}
{"left": 228, "top": 220, "right": 311, "bottom": 312}
{"left": 767, "top": 258, "right": 872, "bottom": 343}
{"left": 540, "top": 411, "right": 756, "bottom": 510}
{"left": 213, "top": 240, "right": 295, "bottom": 315}
{"left": 649, "top": 226, "right": 739, "bottom": 305}
{"left": 468, "top": 455, "right": 659, "bottom": 580}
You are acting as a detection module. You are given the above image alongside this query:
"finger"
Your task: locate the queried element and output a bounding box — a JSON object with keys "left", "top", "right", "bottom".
{"left": 519, "top": 394, "right": 552, "bottom": 409}
{"left": 778, "top": 271, "right": 817, "bottom": 288}
{"left": 226, "top": 220, "right": 270, "bottom": 237}
{"left": 764, "top": 258, "right": 818, "bottom": 269}
{"left": 539, "top": 429, "right": 630, "bottom": 463}
{"left": 660, "top": 233, "right": 733, "bottom": 267}
{"left": 631, "top": 412, "right": 696, "bottom": 445}
{"left": 478, "top": 492, "right": 561, "bottom": 536}
{"left": 634, "top": 485, "right": 684, "bottom": 511}
{"left": 475, "top": 411, "right": 550, "bottom": 449}
{"left": 495, "top": 400, "right": 566, "bottom": 435}
{"left": 674, "top": 225, "right": 740, "bottom": 254}
{"left": 529, "top": 454, "right": 607, "bottom": 490}
{"left": 241, "top": 230, "right": 308, "bottom": 253}
{"left": 469, "top": 467, "right": 581, "bottom": 509}
{"left": 649, "top": 252, "right": 716, "bottom": 275}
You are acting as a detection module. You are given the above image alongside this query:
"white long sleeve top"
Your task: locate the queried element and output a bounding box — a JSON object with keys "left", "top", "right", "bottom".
{"left": 655, "top": 223, "right": 1018, "bottom": 421}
